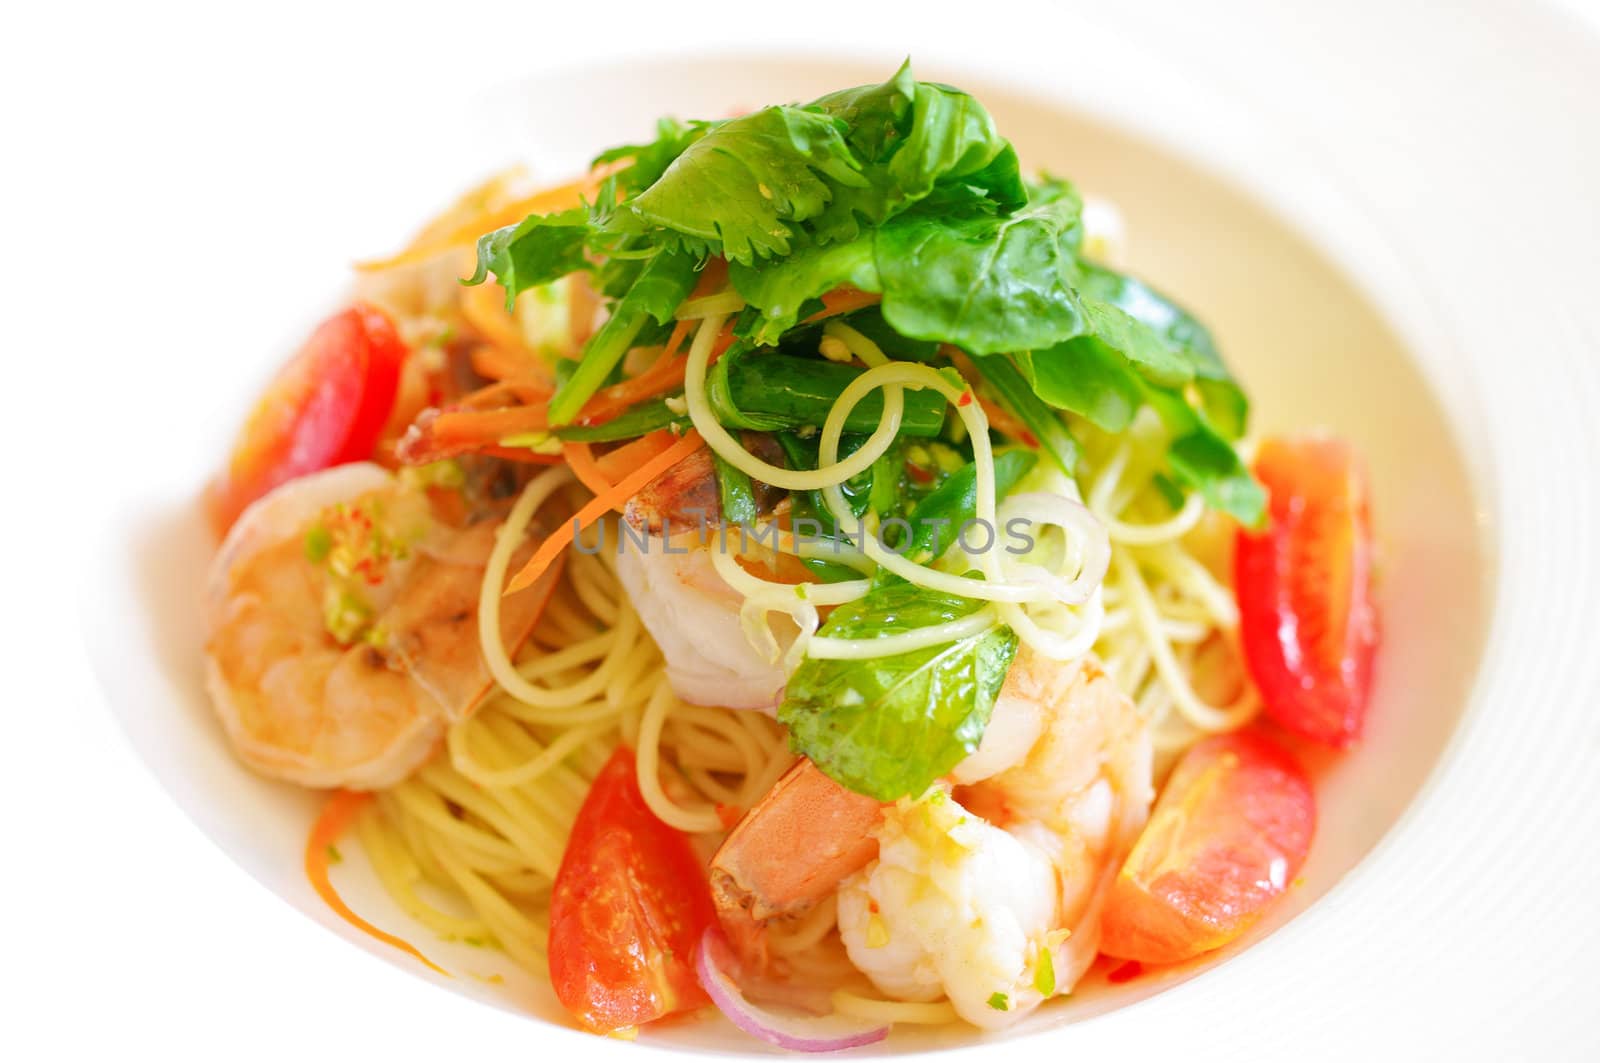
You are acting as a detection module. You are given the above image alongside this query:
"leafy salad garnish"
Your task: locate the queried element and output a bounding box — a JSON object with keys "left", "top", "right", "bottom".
{"left": 464, "top": 60, "right": 1263, "bottom": 801}
{"left": 779, "top": 582, "right": 1018, "bottom": 801}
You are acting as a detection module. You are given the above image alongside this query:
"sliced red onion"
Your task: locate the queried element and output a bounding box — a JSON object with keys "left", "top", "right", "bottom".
{"left": 696, "top": 928, "right": 888, "bottom": 1052}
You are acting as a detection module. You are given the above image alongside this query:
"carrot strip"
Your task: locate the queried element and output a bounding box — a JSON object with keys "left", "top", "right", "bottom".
{"left": 574, "top": 356, "right": 689, "bottom": 425}
{"left": 457, "top": 377, "right": 553, "bottom": 410}
{"left": 562, "top": 441, "right": 614, "bottom": 496}
{"left": 802, "top": 286, "right": 881, "bottom": 324}
{"left": 662, "top": 318, "right": 694, "bottom": 361}
{"left": 432, "top": 406, "right": 549, "bottom": 444}
{"left": 690, "top": 257, "right": 730, "bottom": 299}
{"left": 356, "top": 168, "right": 613, "bottom": 272}
{"left": 460, "top": 280, "right": 541, "bottom": 361}
{"left": 594, "top": 430, "right": 680, "bottom": 483}
{"left": 470, "top": 344, "right": 552, "bottom": 387}
{"left": 305, "top": 791, "right": 447, "bottom": 976}
{"left": 505, "top": 431, "right": 706, "bottom": 594}
{"left": 976, "top": 395, "right": 1037, "bottom": 447}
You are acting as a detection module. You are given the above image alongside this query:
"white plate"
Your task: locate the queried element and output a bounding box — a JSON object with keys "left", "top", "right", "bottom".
{"left": 60, "top": 3, "right": 1600, "bottom": 1058}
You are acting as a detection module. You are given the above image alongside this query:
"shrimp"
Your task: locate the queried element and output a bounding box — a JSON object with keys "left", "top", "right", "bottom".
{"left": 836, "top": 649, "right": 1153, "bottom": 1028}
{"left": 613, "top": 440, "right": 796, "bottom": 711}
{"left": 204, "top": 462, "right": 558, "bottom": 790}
{"left": 704, "top": 647, "right": 1152, "bottom": 1027}
{"left": 710, "top": 760, "right": 883, "bottom": 966}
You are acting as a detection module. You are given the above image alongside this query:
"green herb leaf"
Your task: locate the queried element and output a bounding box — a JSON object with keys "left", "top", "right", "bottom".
{"left": 712, "top": 451, "right": 760, "bottom": 526}
{"left": 1145, "top": 388, "right": 1265, "bottom": 526}
{"left": 1009, "top": 337, "right": 1144, "bottom": 433}
{"left": 729, "top": 236, "right": 881, "bottom": 344}
{"left": 901, "top": 449, "right": 1037, "bottom": 563}
{"left": 623, "top": 105, "right": 866, "bottom": 265}
{"left": 1075, "top": 261, "right": 1248, "bottom": 439}
{"left": 988, "top": 992, "right": 1009, "bottom": 1011}
{"left": 464, "top": 207, "right": 591, "bottom": 308}
{"left": 973, "top": 354, "right": 1081, "bottom": 474}
{"left": 547, "top": 248, "right": 698, "bottom": 425}
{"left": 591, "top": 117, "right": 708, "bottom": 202}
{"left": 779, "top": 583, "right": 1018, "bottom": 800}
{"left": 550, "top": 399, "right": 683, "bottom": 442}
{"left": 875, "top": 181, "right": 1085, "bottom": 355}
{"left": 713, "top": 347, "right": 947, "bottom": 436}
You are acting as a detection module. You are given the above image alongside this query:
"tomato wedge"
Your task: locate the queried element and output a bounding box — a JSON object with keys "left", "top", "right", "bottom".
{"left": 207, "top": 303, "right": 406, "bottom": 534}
{"left": 1235, "top": 434, "right": 1379, "bottom": 748}
{"left": 549, "top": 747, "right": 715, "bottom": 1033}
{"left": 1100, "top": 731, "right": 1315, "bottom": 965}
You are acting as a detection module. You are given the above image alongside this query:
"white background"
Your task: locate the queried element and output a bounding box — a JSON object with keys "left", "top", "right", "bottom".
{"left": 7, "top": 1, "right": 1600, "bottom": 1060}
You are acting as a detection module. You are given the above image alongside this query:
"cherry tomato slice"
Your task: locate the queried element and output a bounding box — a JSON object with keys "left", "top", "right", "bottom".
{"left": 1100, "top": 730, "right": 1315, "bottom": 965}
{"left": 1235, "top": 434, "right": 1379, "bottom": 748}
{"left": 549, "top": 747, "right": 715, "bottom": 1034}
{"left": 208, "top": 303, "right": 405, "bottom": 534}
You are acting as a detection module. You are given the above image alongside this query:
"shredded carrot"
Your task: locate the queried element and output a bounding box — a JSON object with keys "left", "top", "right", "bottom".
{"left": 470, "top": 344, "right": 552, "bottom": 387}
{"left": 565, "top": 431, "right": 687, "bottom": 497}
{"left": 802, "top": 286, "right": 881, "bottom": 324}
{"left": 977, "top": 395, "right": 1037, "bottom": 447}
{"left": 594, "top": 430, "right": 682, "bottom": 483}
{"left": 662, "top": 318, "right": 694, "bottom": 360}
{"left": 397, "top": 404, "right": 560, "bottom": 465}
{"left": 505, "top": 430, "right": 706, "bottom": 594}
{"left": 457, "top": 376, "right": 553, "bottom": 410}
{"left": 690, "top": 257, "right": 730, "bottom": 299}
{"left": 569, "top": 317, "right": 734, "bottom": 426}
{"left": 356, "top": 168, "right": 615, "bottom": 272}
{"left": 305, "top": 791, "right": 447, "bottom": 975}
{"left": 562, "top": 441, "right": 614, "bottom": 496}
{"left": 941, "top": 346, "right": 1039, "bottom": 446}
{"left": 574, "top": 356, "right": 688, "bottom": 425}
{"left": 460, "top": 280, "right": 542, "bottom": 362}
{"left": 432, "top": 406, "right": 549, "bottom": 444}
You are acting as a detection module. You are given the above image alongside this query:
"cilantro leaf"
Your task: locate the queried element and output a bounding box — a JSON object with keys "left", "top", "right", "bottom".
{"left": 729, "top": 236, "right": 880, "bottom": 344}
{"left": 465, "top": 207, "right": 591, "bottom": 308}
{"left": 623, "top": 105, "right": 866, "bottom": 264}
{"left": 591, "top": 117, "right": 707, "bottom": 202}
{"left": 779, "top": 583, "right": 1018, "bottom": 800}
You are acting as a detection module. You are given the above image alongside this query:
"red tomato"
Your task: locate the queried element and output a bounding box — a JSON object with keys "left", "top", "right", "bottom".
{"left": 207, "top": 304, "right": 405, "bottom": 534}
{"left": 549, "top": 747, "right": 715, "bottom": 1033}
{"left": 1100, "top": 731, "right": 1315, "bottom": 964}
{"left": 1234, "top": 434, "right": 1379, "bottom": 747}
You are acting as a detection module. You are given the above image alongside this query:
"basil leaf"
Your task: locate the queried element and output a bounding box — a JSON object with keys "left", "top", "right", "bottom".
{"left": 1076, "top": 262, "right": 1248, "bottom": 438}
{"left": 1010, "top": 337, "right": 1144, "bottom": 433}
{"left": 780, "top": 583, "right": 1018, "bottom": 800}
{"left": 1145, "top": 388, "right": 1265, "bottom": 526}
{"left": 875, "top": 182, "right": 1085, "bottom": 355}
